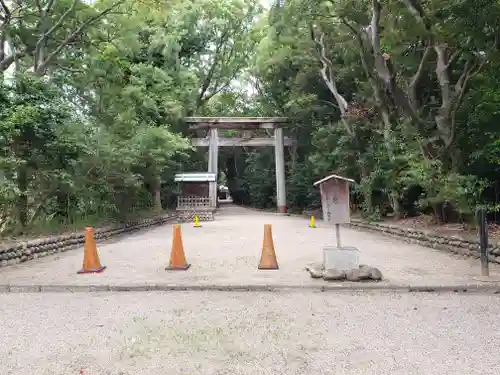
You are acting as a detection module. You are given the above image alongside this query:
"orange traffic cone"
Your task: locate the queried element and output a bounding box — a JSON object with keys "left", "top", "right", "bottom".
{"left": 77, "top": 227, "right": 106, "bottom": 274}
{"left": 166, "top": 224, "right": 191, "bottom": 270}
{"left": 258, "top": 224, "right": 279, "bottom": 270}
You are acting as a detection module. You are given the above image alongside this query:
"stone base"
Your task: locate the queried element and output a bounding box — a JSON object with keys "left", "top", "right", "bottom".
{"left": 306, "top": 263, "right": 383, "bottom": 282}
{"left": 177, "top": 210, "right": 215, "bottom": 222}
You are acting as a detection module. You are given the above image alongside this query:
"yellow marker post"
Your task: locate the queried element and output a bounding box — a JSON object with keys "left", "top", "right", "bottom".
{"left": 194, "top": 216, "right": 202, "bottom": 228}
{"left": 309, "top": 216, "right": 316, "bottom": 228}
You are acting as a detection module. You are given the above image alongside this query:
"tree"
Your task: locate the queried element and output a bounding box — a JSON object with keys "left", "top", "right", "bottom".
{"left": 1, "top": 0, "right": 125, "bottom": 75}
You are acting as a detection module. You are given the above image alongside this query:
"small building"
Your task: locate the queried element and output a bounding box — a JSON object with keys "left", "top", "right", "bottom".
{"left": 174, "top": 172, "right": 216, "bottom": 220}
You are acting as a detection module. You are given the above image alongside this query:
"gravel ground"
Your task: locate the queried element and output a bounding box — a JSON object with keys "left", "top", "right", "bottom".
{"left": 1, "top": 291, "right": 500, "bottom": 375}
{"left": 0, "top": 205, "right": 498, "bottom": 287}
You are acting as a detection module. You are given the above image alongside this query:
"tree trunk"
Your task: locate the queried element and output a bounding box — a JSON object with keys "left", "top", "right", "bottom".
{"left": 433, "top": 205, "right": 442, "bottom": 224}
{"left": 359, "top": 165, "right": 373, "bottom": 214}
{"left": 55, "top": 191, "right": 69, "bottom": 220}
{"left": 449, "top": 145, "right": 461, "bottom": 173}
{"left": 152, "top": 176, "right": 162, "bottom": 212}
{"left": 17, "top": 164, "right": 28, "bottom": 228}
{"left": 389, "top": 191, "right": 401, "bottom": 219}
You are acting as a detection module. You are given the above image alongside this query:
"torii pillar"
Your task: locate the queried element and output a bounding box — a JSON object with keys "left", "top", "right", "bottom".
{"left": 207, "top": 128, "right": 218, "bottom": 207}
{"left": 274, "top": 127, "right": 287, "bottom": 213}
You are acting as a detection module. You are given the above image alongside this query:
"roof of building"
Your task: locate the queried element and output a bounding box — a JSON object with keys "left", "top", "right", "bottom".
{"left": 174, "top": 172, "right": 217, "bottom": 182}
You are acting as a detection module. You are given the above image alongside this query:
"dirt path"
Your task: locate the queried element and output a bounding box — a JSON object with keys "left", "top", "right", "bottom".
{"left": 0, "top": 205, "right": 498, "bottom": 287}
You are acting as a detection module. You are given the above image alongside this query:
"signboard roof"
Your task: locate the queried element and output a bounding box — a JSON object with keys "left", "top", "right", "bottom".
{"left": 313, "top": 174, "right": 355, "bottom": 187}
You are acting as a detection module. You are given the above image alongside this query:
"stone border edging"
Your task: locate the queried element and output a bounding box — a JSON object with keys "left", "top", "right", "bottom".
{"left": 0, "top": 283, "right": 499, "bottom": 294}
{"left": 346, "top": 219, "right": 500, "bottom": 263}
{"left": 0, "top": 213, "right": 179, "bottom": 269}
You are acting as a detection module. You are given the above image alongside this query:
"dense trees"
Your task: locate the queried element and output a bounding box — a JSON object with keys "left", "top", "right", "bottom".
{"left": 1, "top": 0, "right": 499, "bottom": 236}
{"left": 0, "top": 0, "right": 259, "bottom": 235}
{"left": 242, "top": 0, "right": 500, "bottom": 223}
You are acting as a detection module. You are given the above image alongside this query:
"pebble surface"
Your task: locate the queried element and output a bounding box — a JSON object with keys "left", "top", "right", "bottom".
{"left": 1, "top": 291, "right": 500, "bottom": 374}
{"left": 0, "top": 205, "right": 499, "bottom": 287}
{"left": 2, "top": 205, "right": 500, "bottom": 374}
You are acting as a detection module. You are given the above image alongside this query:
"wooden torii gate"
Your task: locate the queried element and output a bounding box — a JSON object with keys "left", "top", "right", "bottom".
{"left": 185, "top": 117, "right": 296, "bottom": 213}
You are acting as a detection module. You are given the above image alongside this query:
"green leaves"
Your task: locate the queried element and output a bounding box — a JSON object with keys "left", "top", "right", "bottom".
{"left": 243, "top": 0, "right": 500, "bottom": 222}
{"left": 0, "top": 0, "right": 267, "bottom": 233}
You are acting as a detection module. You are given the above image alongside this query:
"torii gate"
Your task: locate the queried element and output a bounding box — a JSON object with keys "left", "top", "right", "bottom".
{"left": 185, "top": 117, "right": 296, "bottom": 213}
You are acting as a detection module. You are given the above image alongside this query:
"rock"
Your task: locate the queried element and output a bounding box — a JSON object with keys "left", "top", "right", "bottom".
{"left": 346, "top": 269, "right": 363, "bottom": 282}
{"left": 308, "top": 267, "right": 324, "bottom": 279}
{"left": 305, "top": 262, "right": 324, "bottom": 272}
{"left": 358, "top": 264, "right": 373, "bottom": 279}
{"left": 323, "top": 268, "right": 346, "bottom": 281}
{"left": 370, "top": 267, "right": 383, "bottom": 281}
{"left": 359, "top": 269, "right": 372, "bottom": 280}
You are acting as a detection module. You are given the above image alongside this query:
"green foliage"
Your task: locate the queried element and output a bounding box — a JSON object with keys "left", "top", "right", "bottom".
{"left": 286, "top": 161, "right": 321, "bottom": 212}
{"left": 399, "top": 158, "right": 486, "bottom": 217}
{"left": 237, "top": 0, "right": 500, "bottom": 224}
{"left": 241, "top": 150, "right": 276, "bottom": 209}
{"left": 2, "top": 0, "right": 500, "bottom": 237}
{"left": 0, "top": 0, "right": 259, "bottom": 236}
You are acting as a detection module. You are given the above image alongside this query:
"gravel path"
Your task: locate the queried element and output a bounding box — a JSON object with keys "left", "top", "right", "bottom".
{"left": 0, "top": 205, "right": 498, "bottom": 286}
{"left": 1, "top": 291, "right": 500, "bottom": 374}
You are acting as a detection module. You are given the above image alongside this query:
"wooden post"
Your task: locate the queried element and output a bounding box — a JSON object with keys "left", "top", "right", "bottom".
{"left": 274, "top": 127, "right": 286, "bottom": 213}
{"left": 208, "top": 128, "right": 218, "bottom": 207}
{"left": 478, "top": 207, "right": 489, "bottom": 277}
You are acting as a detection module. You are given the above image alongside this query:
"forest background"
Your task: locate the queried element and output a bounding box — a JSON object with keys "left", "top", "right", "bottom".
{"left": 1, "top": 0, "right": 500, "bottom": 237}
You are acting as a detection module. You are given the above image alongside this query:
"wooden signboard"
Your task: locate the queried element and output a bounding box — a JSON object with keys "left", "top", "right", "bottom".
{"left": 314, "top": 174, "right": 354, "bottom": 225}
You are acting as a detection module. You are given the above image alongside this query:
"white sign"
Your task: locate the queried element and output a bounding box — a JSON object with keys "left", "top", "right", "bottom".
{"left": 319, "top": 178, "right": 350, "bottom": 225}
